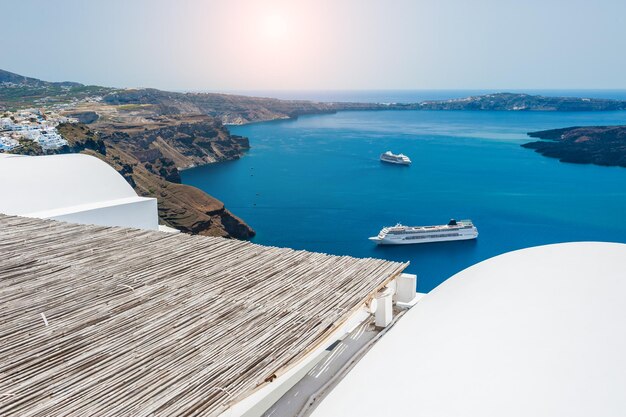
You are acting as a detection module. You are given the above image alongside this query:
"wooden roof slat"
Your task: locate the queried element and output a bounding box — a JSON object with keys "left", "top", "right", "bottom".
{"left": 0, "top": 214, "right": 407, "bottom": 416}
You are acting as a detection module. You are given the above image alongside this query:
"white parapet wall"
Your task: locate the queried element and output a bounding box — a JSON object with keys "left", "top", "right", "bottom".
{"left": 25, "top": 197, "right": 159, "bottom": 231}
{"left": 0, "top": 153, "right": 159, "bottom": 230}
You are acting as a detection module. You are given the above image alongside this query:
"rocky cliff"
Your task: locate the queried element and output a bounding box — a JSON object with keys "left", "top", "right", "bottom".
{"left": 523, "top": 126, "right": 626, "bottom": 167}
{"left": 101, "top": 88, "right": 386, "bottom": 124}
{"left": 100, "top": 90, "right": 626, "bottom": 118}
{"left": 95, "top": 114, "right": 250, "bottom": 169}
{"left": 52, "top": 122, "right": 255, "bottom": 238}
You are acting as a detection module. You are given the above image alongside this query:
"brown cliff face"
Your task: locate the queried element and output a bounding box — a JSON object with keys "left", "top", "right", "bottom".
{"left": 54, "top": 121, "right": 255, "bottom": 239}
{"left": 149, "top": 181, "right": 253, "bottom": 238}
{"left": 96, "top": 114, "right": 250, "bottom": 168}
{"left": 100, "top": 89, "right": 383, "bottom": 124}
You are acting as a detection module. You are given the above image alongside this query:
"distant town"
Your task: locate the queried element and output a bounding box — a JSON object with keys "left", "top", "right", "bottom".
{"left": 0, "top": 109, "right": 74, "bottom": 151}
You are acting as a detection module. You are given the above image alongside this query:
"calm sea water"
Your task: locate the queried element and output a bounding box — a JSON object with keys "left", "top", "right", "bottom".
{"left": 182, "top": 109, "right": 626, "bottom": 292}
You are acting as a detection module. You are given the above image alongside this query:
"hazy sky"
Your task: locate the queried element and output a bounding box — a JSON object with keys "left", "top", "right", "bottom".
{"left": 2, "top": 0, "right": 626, "bottom": 90}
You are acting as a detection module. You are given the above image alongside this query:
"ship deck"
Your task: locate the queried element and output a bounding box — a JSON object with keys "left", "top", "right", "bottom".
{"left": 385, "top": 222, "right": 472, "bottom": 233}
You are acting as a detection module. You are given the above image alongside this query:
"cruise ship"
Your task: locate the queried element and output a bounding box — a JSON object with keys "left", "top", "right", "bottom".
{"left": 380, "top": 151, "right": 411, "bottom": 165}
{"left": 369, "top": 219, "right": 478, "bottom": 245}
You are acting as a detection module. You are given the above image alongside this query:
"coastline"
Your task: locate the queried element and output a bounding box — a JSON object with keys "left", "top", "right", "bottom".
{"left": 523, "top": 125, "right": 626, "bottom": 168}
{"left": 4, "top": 66, "right": 626, "bottom": 241}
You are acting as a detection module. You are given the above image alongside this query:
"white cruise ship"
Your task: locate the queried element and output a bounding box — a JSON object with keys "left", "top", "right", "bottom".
{"left": 369, "top": 219, "right": 478, "bottom": 245}
{"left": 380, "top": 151, "right": 411, "bottom": 165}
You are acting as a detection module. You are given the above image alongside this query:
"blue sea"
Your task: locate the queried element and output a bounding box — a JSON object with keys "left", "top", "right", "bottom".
{"left": 182, "top": 94, "right": 626, "bottom": 292}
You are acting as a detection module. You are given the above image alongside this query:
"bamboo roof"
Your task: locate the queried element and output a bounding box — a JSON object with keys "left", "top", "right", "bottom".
{"left": 0, "top": 214, "right": 408, "bottom": 416}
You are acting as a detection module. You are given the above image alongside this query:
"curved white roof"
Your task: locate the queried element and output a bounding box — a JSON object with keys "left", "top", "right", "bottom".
{"left": 0, "top": 153, "right": 137, "bottom": 215}
{"left": 313, "top": 242, "right": 626, "bottom": 417}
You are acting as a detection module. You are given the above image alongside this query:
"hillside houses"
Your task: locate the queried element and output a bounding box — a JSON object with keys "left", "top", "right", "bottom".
{"left": 0, "top": 109, "right": 72, "bottom": 151}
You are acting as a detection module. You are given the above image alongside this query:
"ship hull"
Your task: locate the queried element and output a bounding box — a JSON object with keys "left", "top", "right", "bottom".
{"left": 369, "top": 231, "right": 478, "bottom": 245}
{"left": 380, "top": 159, "right": 411, "bottom": 166}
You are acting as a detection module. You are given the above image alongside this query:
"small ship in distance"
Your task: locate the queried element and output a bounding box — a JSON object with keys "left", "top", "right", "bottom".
{"left": 380, "top": 151, "right": 411, "bottom": 165}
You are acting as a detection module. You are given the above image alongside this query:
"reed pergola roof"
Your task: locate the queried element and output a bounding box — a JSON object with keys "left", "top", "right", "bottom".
{"left": 0, "top": 214, "right": 407, "bottom": 416}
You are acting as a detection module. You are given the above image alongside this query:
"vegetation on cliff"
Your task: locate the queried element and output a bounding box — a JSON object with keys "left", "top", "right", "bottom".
{"left": 0, "top": 69, "right": 113, "bottom": 110}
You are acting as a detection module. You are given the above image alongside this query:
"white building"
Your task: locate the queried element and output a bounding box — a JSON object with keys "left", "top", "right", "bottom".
{"left": 311, "top": 242, "right": 626, "bottom": 417}
{"left": 0, "top": 153, "right": 159, "bottom": 230}
{"left": 0, "top": 135, "right": 18, "bottom": 150}
{"left": 0, "top": 111, "right": 68, "bottom": 150}
{"left": 33, "top": 131, "right": 67, "bottom": 149}
{"left": 0, "top": 117, "right": 13, "bottom": 129}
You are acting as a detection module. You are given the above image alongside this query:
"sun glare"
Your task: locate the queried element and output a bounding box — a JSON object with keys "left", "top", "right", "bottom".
{"left": 261, "top": 13, "right": 289, "bottom": 40}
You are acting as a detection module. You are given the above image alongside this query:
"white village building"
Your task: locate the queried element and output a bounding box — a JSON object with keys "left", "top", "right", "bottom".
{"left": 0, "top": 135, "right": 19, "bottom": 151}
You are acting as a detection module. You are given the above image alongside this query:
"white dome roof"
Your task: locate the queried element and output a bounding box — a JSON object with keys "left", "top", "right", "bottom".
{"left": 0, "top": 153, "right": 137, "bottom": 215}
{"left": 313, "top": 242, "right": 626, "bottom": 417}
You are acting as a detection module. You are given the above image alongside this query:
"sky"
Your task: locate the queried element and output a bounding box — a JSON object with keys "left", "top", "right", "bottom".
{"left": 2, "top": 0, "right": 626, "bottom": 91}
